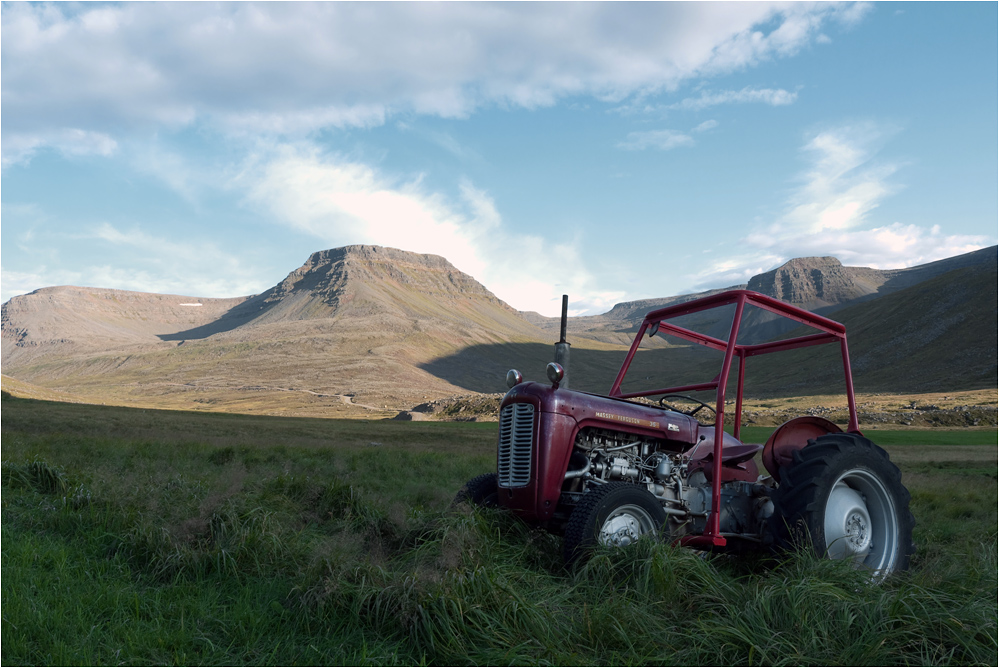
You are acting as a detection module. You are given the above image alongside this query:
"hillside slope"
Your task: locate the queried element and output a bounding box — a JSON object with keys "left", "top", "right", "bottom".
{"left": 638, "top": 261, "right": 999, "bottom": 397}
{"left": 1, "top": 287, "right": 249, "bottom": 362}
{"left": 753, "top": 262, "right": 999, "bottom": 394}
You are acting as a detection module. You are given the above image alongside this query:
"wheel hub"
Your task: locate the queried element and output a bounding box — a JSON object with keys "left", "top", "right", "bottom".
{"left": 825, "top": 481, "right": 873, "bottom": 560}
{"left": 601, "top": 515, "right": 641, "bottom": 546}
{"left": 844, "top": 511, "right": 870, "bottom": 552}
{"left": 598, "top": 504, "right": 656, "bottom": 547}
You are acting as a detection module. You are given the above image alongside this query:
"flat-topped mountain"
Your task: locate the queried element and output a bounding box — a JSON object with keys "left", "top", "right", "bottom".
{"left": 147, "top": 245, "right": 539, "bottom": 342}
{"left": 2, "top": 244, "right": 996, "bottom": 416}
{"left": 221, "top": 245, "right": 522, "bottom": 325}
{"left": 1, "top": 245, "right": 555, "bottom": 414}
{"left": 3, "top": 245, "right": 538, "bottom": 356}
{"left": 747, "top": 246, "right": 997, "bottom": 310}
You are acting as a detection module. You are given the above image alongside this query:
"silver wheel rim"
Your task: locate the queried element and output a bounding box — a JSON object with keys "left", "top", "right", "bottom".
{"left": 598, "top": 504, "right": 657, "bottom": 547}
{"left": 824, "top": 468, "right": 899, "bottom": 573}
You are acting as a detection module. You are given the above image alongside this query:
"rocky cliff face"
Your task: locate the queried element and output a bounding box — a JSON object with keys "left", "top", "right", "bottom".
{"left": 745, "top": 256, "right": 884, "bottom": 309}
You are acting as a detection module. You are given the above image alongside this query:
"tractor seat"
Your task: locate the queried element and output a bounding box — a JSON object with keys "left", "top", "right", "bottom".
{"left": 690, "top": 427, "right": 763, "bottom": 465}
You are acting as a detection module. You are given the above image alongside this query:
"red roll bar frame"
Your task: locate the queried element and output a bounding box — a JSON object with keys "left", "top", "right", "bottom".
{"left": 607, "top": 289, "right": 860, "bottom": 548}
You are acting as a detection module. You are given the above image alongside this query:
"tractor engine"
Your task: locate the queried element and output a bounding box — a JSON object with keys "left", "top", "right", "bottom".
{"left": 561, "top": 427, "right": 773, "bottom": 540}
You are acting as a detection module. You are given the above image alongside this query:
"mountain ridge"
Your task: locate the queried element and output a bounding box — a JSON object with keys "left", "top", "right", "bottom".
{"left": 2, "top": 244, "right": 995, "bottom": 415}
{"left": 524, "top": 245, "right": 997, "bottom": 343}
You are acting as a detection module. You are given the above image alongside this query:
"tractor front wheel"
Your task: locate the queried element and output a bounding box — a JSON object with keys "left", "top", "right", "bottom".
{"left": 769, "top": 432, "right": 915, "bottom": 575}
{"left": 563, "top": 482, "right": 668, "bottom": 565}
{"left": 453, "top": 472, "right": 498, "bottom": 507}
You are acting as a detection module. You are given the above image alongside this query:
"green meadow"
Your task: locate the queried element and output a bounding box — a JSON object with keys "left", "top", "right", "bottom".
{"left": 2, "top": 396, "right": 996, "bottom": 665}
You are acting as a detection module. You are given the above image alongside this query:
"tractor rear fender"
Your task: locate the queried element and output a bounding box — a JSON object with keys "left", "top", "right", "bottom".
{"left": 762, "top": 416, "right": 850, "bottom": 482}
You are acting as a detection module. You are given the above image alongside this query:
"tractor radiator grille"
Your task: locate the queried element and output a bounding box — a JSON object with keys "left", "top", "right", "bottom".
{"left": 497, "top": 403, "right": 535, "bottom": 487}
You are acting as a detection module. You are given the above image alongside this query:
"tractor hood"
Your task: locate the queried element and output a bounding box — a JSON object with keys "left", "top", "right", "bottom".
{"left": 501, "top": 381, "right": 699, "bottom": 448}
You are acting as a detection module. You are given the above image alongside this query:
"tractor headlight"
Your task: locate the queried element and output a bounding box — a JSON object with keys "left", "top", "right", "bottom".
{"left": 546, "top": 362, "right": 565, "bottom": 385}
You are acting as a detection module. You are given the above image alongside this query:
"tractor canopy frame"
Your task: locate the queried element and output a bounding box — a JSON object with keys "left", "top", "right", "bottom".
{"left": 606, "top": 289, "right": 860, "bottom": 548}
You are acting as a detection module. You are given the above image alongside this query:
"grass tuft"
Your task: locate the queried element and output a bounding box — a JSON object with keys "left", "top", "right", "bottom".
{"left": 2, "top": 457, "right": 70, "bottom": 495}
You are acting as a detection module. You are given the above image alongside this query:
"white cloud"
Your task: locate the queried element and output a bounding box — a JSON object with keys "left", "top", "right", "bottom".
{"left": 241, "top": 144, "right": 624, "bottom": 316}
{"left": 688, "top": 254, "right": 785, "bottom": 291}
{"left": 1, "top": 267, "right": 81, "bottom": 302}
{"left": 749, "top": 223, "right": 988, "bottom": 270}
{"left": 83, "top": 223, "right": 266, "bottom": 298}
{"left": 2, "top": 128, "right": 117, "bottom": 167}
{"left": 2, "top": 2, "right": 863, "bottom": 163}
{"left": 768, "top": 124, "right": 896, "bottom": 234}
{"left": 617, "top": 118, "right": 717, "bottom": 151}
{"left": 690, "top": 124, "right": 990, "bottom": 288}
{"left": 670, "top": 87, "right": 798, "bottom": 111}
{"left": 617, "top": 129, "right": 695, "bottom": 151}
{"left": 397, "top": 124, "right": 480, "bottom": 162}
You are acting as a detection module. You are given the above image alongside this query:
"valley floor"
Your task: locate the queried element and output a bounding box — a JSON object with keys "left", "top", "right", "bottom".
{"left": 3, "top": 373, "right": 996, "bottom": 429}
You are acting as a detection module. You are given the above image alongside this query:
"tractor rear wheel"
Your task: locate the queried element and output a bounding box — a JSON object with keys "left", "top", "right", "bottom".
{"left": 769, "top": 432, "right": 915, "bottom": 575}
{"left": 453, "top": 472, "right": 498, "bottom": 507}
{"left": 563, "top": 482, "right": 668, "bottom": 565}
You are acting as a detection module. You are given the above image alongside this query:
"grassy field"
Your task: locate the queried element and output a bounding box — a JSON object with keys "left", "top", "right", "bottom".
{"left": 2, "top": 397, "right": 996, "bottom": 665}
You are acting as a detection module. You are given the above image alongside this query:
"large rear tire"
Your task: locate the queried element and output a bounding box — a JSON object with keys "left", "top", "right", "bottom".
{"left": 563, "top": 482, "right": 668, "bottom": 565}
{"left": 453, "top": 472, "right": 498, "bottom": 508}
{"left": 769, "top": 432, "right": 915, "bottom": 575}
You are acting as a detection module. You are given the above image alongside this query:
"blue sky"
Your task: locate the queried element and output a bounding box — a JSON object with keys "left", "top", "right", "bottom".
{"left": 2, "top": 1, "right": 996, "bottom": 316}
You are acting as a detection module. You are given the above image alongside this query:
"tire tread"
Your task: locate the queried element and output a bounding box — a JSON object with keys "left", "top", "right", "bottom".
{"left": 453, "top": 472, "right": 498, "bottom": 507}
{"left": 769, "top": 432, "right": 916, "bottom": 572}
{"left": 563, "top": 482, "right": 667, "bottom": 565}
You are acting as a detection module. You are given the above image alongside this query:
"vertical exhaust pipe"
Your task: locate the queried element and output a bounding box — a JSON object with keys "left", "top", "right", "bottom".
{"left": 553, "top": 294, "right": 570, "bottom": 389}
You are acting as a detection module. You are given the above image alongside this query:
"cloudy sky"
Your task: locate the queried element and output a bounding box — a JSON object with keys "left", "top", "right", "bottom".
{"left": 2, "top": 2, "right": 996, "bottom": 316}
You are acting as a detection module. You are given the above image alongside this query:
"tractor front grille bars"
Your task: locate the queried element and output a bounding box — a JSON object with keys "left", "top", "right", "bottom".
{"left": 497, "top": 402, "right": 534, "bottom": 487}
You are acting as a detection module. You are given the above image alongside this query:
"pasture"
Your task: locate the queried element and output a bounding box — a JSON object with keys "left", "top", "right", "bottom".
{"left": 2, "top": 397, "right": 996, "bottom": 665}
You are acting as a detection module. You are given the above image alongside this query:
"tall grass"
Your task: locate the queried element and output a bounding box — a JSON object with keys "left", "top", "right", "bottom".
{"left": 3, "top": 397, "right": 996, "bottom": 665}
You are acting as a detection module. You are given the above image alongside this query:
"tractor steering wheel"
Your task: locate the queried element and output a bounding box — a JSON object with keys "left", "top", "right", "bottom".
{"left": 658, "top": 394, "right": 716, "bottom": 418}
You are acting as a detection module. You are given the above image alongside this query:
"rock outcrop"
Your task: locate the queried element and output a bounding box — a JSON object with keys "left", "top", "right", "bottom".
{"left": 746, "top": 256, "right": 883, "bottom": 309}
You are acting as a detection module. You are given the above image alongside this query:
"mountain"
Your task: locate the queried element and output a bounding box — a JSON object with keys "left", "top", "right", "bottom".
{"left": 2, "top": 244, "right": 996, "bottom": 416}
{"left": 175, "top": 245, "right": 539, "bottom": 336}
{"left": 525, "top": 246, "right": 998, "bottom": 344}
{"left": 1, "top": 287, "right": 249, "bottom": 356}
{"left": 1, "top": 245, "right": 561, "bottom": 415}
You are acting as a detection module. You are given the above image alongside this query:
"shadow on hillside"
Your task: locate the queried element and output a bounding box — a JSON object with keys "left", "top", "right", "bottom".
{"left": 158, "top": 295, "right": 271, "bottom": 341}
{"left": 418, "top": 315, "right": 998, "bottom": 398}
{"left": 418, "top": 342, "right": 738, "bottom": 397}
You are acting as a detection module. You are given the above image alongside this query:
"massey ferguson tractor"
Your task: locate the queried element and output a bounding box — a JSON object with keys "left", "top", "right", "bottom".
{"left": 457, "top": 290, "right": 915, "bottom": 573}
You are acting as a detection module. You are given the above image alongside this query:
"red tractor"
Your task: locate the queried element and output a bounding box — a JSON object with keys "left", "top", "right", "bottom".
{"left": 458, "top": 290, "right": 915, "bottom": 573}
